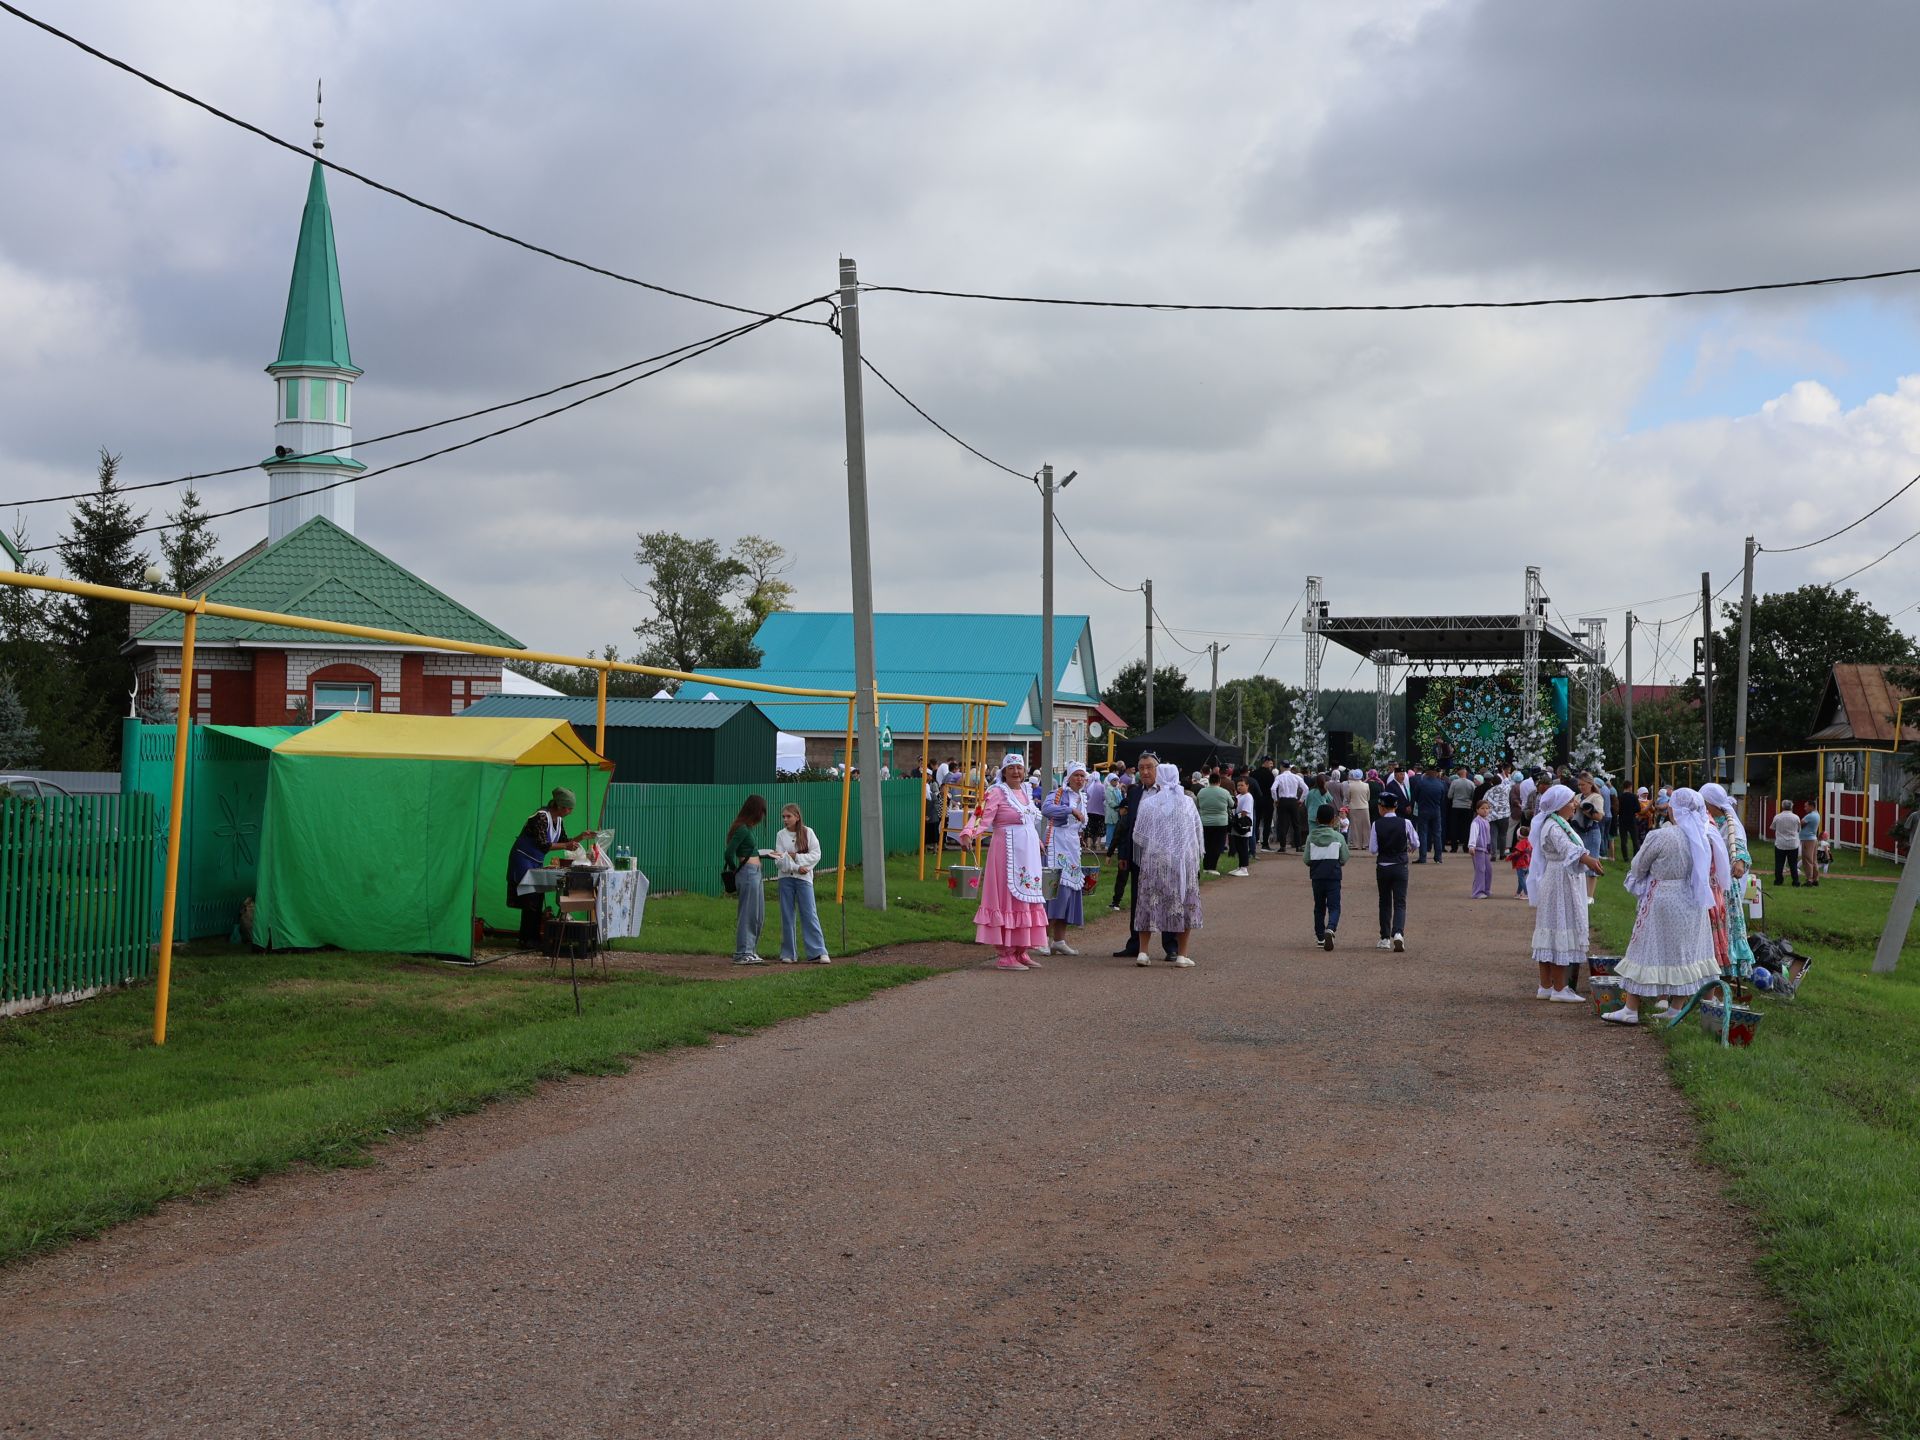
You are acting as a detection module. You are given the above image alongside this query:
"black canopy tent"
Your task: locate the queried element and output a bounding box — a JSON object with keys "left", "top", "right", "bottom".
{"left": 1114, "top": 713, "right": 1243, "bottom": 772}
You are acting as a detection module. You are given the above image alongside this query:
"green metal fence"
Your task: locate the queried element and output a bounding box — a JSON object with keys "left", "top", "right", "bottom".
{"left": 599, "top": 779, "right": 927, "bottom": 895}
{"left": 1, "top": 792, "right": 160, "bottom": 1009}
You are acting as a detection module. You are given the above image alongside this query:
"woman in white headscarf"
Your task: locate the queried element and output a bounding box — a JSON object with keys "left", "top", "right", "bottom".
{"left": 1131, "top": 758, "right": 1204, "bottom": 967}
{"left": 959, "top": 753, "right": 1050, "bottom": 971}
{"left": 1606, "top": 787, "right": 1728, "bottom": 1024}
{"left": 1040, "top": 763, "right": 1092, "bottom": 955}
{"left": 1529, "top": 784, "right": 1605, "bottom": 1002}
{"left": 1698, "top": 781, "right": 1753, "bottom": 978}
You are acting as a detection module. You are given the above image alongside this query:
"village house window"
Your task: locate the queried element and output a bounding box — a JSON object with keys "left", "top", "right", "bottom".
{"left": 312, "top": 681, "right": 374, "bottom": 719}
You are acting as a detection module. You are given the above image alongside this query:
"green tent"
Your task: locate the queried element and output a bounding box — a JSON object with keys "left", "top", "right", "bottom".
{"left": 255, "top": 713, "right": 612, "bottom": 958}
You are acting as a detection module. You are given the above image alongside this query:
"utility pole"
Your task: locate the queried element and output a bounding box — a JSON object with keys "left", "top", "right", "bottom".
{"left": 1623, "top": 612, "right": 1635, "bottom": 791}
{"left": 1699, "top": 571, "right": 1715, "bottom": 778}
{"left": 837, "top": 257, "right": 887, "bottom": 910}
{"left": 1144, "top": 578, "right": 1155, "bottom": 731}
{"left": 1235, "top": 687, "right": 1244, "bottom": 758}
{"left": 1037, "top": 464, "right": 1077, "bottom": 785}
{"left": 1731, "top": 536, "right": 1756, "bottom": 798}
{"left": 1207, "top": 642, "right": 1227, "bottom": 737}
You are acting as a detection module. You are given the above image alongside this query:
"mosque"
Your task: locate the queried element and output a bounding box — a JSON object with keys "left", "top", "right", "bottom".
{"left": 126, "top": 157, "right": 522, "bottom": 725}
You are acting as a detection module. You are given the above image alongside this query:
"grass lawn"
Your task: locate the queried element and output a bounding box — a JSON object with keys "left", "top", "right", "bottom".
{"left": 1590, "top": 855, "right": 1920, "bottom": 1437}
{"left": 0, "top": 945, "right": 936, "bottom": 1266}
{"left": 624, "top": 857, "right": 1086, "bottom": 956}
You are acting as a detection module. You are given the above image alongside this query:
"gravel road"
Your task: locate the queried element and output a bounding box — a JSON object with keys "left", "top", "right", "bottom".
{"left": 0, "top": 855, "right": 1858, "bottom": 1438}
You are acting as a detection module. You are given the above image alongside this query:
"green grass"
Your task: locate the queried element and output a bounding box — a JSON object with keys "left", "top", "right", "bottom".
{"left": 0, "top": 945, "right": 934, "bottom": 1265}
{"left": 621, "top": 861, "right": 1030, "bottom": 956}
{"left": 1591, "top": 858, "right": 1920, "bottom": 1437}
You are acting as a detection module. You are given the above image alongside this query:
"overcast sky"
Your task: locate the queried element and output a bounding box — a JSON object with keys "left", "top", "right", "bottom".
{"left": 4, "top": 0, "right": 1920, "bottom": 697}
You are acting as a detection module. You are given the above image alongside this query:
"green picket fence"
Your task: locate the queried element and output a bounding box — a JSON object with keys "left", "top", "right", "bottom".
{"left": 0, "top": 792, "right": 160, "bottom": 1008}
{"left": 598, "top": 779, "right": 927, "bottom": 895}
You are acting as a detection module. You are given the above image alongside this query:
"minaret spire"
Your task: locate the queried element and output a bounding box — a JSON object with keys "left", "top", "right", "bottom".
{"left": 312, "top": 79, "right": 324, "bottom": 153}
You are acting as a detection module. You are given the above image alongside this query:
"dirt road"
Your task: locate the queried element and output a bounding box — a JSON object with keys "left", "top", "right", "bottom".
{"left": 0, "top": 854, "right": 1854, "bottom": 1438}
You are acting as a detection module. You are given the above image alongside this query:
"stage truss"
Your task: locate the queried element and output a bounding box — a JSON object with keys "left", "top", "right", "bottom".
{"left": 1299, "top": 567, "right": 1602, "bottom": 770}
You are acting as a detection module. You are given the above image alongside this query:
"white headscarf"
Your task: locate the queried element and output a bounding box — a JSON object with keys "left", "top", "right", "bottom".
{"left": 1699, "top": 780, "right": 1749, "bottom": 854}
{"left": 1670, "top": 787, "right": 1729, "bottom": 910}
{"left": 1134, "top": 754, "right": 1200, "bottom": 874}
{"left": 1526, "top": 784, "right": 1577, "bottom": 901}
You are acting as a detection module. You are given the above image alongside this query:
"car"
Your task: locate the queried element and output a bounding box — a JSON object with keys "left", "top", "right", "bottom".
{"left": 0, "top": 775, "right": 73, "bottom": 800}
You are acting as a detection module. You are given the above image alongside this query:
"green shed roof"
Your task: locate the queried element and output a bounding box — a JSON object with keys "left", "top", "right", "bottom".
{"left": 268, "top": 162, "right": 360, "bottom": 375}
{"left": 132, "top": 517, "right": 521, "bottom": 650}
{"left": 458, "top": 696, "right": 764, "bottom": 730}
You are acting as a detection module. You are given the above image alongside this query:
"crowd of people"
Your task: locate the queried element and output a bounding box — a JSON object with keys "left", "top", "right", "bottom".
{"left": 726, "top": 747, "right": 1827, "bottom": 1010}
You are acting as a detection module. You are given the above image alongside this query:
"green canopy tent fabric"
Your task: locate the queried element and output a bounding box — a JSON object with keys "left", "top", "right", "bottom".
{"left": 254, "top": 713, "right": 612, "bottom": 958}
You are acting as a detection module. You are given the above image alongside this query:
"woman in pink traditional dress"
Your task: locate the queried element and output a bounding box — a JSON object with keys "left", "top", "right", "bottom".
{"left": 960, "top": 753, "right": 1051, "bottom": 971}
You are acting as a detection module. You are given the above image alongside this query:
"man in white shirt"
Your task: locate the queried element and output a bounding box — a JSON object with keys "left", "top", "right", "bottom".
{"left": 1770, "top": 805, "right": 1802, "bottom": 886}
{"left": 1271, "top": 762, "right": 1308, "bottom": 854}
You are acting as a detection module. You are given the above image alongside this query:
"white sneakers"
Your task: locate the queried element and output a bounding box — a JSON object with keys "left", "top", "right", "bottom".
{"left": 1602, "top": 1007, "right": 1639, "bottom": 1024}
{"left": 1536, "top": 985, "right": 1552, "bottom": 1000}
{"left": 1548, "top": 988, "right": 1585, "bottom": 1003}
{"left": 1053, "top": 941, "right": 1079, "bottom": 956}
{"left": 1230, "top": 868, "right": 1250, "bottom": 878}
{"left": 1376, "top": 939, "right": 1393, "bottom": 950}
{"left": 1136, "top": 954, "right": 1152, "bottom": 966}
{"left": 1391, "top": 934, "right": 1405, "bottom": 952}
{"left": 1171, "top": 956, "right": 1196, "bottom": 967}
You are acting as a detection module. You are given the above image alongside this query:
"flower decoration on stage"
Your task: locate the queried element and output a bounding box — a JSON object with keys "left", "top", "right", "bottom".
{"left": 1412, "top": 673, "right": 1559, "bottom": 772}
{"left": 1374, "top": 719, "right": 1397, "bottom": 768}
{"left": 1290, "top": 692, "right": 1327, "bottom": 771}
{"left": 1569, "top": 713, "right": 1613, "bottom": 783}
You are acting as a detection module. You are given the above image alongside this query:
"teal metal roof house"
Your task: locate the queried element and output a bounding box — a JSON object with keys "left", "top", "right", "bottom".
{"left": 457, "top": 694, "right": 777, "bottom": 784}
{"left": 690, "top": 612, "right": 1112, "bottom": 771}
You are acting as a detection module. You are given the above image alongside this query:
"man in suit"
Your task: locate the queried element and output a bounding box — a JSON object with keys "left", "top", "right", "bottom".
{"left": 1252, "top": 758, "right": 1278, "bottom": 850}
{"left": 1382, "top": 763, "right": 1412, "bottom": 815}
{"left": 1411, "top": 763, "right": 1449, "bottom": 863}
{"left": 1109, "top": 753, "right": 1181, "bottom": 959}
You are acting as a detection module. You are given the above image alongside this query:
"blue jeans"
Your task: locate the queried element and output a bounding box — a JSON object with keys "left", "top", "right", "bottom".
{"left": 778, "top": 876, "right": 828, "bottom": 959}
{"left": 1312, "top": 876, "right": 1342, "bottom": 938}
{"left": 733, "top": 862, "right": 765, "bottom": 959}
{"left": 1416, "top": 812, "right": 1444, "bottom": 861}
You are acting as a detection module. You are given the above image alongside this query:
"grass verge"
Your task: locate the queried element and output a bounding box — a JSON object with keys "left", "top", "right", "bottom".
{"left": 0, "top": 945, "right": 934, "bottom": 1266}
{"left": 1590, "top": 860, "right": 1920, "bottom": 1437}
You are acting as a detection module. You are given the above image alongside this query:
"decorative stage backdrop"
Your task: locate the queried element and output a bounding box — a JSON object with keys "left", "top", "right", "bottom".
{"left": 1405, "top": 672, "right": 1570, "bottom": 771}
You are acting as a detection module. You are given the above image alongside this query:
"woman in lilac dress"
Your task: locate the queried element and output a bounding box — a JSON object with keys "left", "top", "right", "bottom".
{"left": 1040, "top": 764, "right": 1091, "bottom": 956}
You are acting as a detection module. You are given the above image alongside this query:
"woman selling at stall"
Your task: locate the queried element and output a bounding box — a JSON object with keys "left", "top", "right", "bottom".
{"left": 506, "top": 787, "right": 588, "bottom": 948}
{"left": 1040, "top": 763, "right": 1092, "bottom": 956}
{"left": 961, "top": 754, "right": 1051, "bottom": 971}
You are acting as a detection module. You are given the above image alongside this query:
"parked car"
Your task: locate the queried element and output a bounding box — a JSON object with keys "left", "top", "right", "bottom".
{"left": 1, "top": 775, "right": 73, "bottom": 800}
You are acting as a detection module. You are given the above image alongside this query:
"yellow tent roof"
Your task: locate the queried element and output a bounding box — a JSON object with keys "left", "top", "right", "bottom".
{"left": 273, "top": 712, "right": 608, "bottom": 766}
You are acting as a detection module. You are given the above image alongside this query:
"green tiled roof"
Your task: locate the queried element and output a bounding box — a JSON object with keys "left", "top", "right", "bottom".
{"left": 268, "top": 162, "right": 360, "bottom": 375}
{"left": 132, "top": 517, "right": 520, "bottom": 649}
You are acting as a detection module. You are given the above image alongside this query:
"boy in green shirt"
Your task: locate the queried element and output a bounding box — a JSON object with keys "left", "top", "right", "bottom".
{"left": 1303, "top": 803, "right": 1349, "bottom": 950}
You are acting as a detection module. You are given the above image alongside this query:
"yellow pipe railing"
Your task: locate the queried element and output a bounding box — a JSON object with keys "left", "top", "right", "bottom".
{"left": 0, "top": 570, "right": 1002, "bottom": 1041}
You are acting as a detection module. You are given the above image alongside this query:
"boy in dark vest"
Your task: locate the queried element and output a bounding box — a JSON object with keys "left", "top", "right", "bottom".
{"left": 1303, "top": 802, "right": 1348, "bottom": 951}
{"left": 1369, "top": 791, "right": 1417, "bottom": 952}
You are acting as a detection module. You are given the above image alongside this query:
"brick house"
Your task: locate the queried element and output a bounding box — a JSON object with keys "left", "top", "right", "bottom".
{"left": 125, "top": 157, "right": 516, "bottom": 722}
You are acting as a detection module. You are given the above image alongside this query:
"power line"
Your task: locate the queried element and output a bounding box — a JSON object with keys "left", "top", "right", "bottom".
{"left": 1052, "top": 513, "right": 1141, "bottom": 594}
{"left": 1819, "top": 521, "right": 1920, "bottom": 589}
{"left": 863, "top": 261, "right": 1920, "bottom": 316}
{"left": 0, "top": 312, "right": 831, "bottom": 512}
{"left": 0, "top": 3, "right": 825, "bottom": 328}
{"left": 1152, "top": 606, "right": 1207, "bottom": 655}
{"left": 1760, "top": 471, "right": 1920, "bottom": 554}
{"left": 858, "top": 356, "right": 1032, "bottom": 480}
{"left": 1253, "top": 585, "right": 1307, "bottom": 674}
{"left": 24, "top": 311, "right": 780, "bottom": 551}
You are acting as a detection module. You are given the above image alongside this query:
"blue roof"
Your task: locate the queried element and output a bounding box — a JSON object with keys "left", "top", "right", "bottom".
{"left": 458, "top": 695, "right": 768, "bottom": 730}
{"left": 686, "top": 668, "right": 1039, "bottom": 737}
{"left": 751, "top": 612, "right": 1098, "bottom": 701}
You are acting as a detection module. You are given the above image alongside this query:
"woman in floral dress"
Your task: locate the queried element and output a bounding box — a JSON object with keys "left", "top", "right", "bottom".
{"left": 1700, "top": 782, "right": 1753, "bottom": 979}
{"left": 1040, "top": 764, "right": 1091, "bottom": 956}
{"left": 960, "top": 754, "right": 1050, "bottom": 972}
{"left": 1528, "top": 784, "right": 1605, "bottom": 1002}
{"left": 1606, "top": 787, "right": 1727, "bottom": 1025}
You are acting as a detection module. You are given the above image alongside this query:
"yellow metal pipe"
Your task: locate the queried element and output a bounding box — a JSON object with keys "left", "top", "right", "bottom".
{"left": 836, "top": 698, "right": 855, "bottom": 905}
{"left": 594, "top": 667, "right": 609, "bottom": 756}
{"left": 0, "top": 571, "right": 1003, "bottom": 712}
{"left": 918, "top": 702, "right": 930, "bottom": 882}
{"left": 152, "top": 600, "right": 202, "bottom": 1046}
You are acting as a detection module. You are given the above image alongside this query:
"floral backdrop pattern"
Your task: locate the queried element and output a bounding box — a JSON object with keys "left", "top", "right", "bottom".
{"left": 1410, "top": 673, "right": 1562, "bottom": 773}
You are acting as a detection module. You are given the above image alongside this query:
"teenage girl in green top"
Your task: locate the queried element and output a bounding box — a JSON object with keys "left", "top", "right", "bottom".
{"left": 726, "top": 794, "right": 770, "bottom": 964}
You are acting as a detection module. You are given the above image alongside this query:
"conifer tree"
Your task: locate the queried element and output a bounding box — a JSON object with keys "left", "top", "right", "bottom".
{"left": 0, "top": 666, "right": 39, "bottom": 769}
{"left": 49, "top": 449, "right": 151, "bottom": 756}
{"left": 159, "top": 487, "right": 223, "bottom": 594}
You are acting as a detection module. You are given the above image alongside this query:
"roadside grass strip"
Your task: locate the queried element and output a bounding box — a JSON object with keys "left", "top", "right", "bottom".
{"left": 623, "top": 865, "right": 983, "bottom": 956}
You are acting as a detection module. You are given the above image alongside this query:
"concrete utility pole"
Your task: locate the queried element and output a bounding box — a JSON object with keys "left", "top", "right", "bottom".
{"left": 1144, "top": 578, "right": 1155, "bottom": 732}
{"left": 1623, "top": 612, "right": 1635, "bottom": 791}
{"left": 836, "top": 257, "right": 887, "bottom": 911}
{"left": 1872, "top": 848, "right": 1917, "bottom": 974}
{"left": 1700, "top": 571, "right": 1715, "bottom": 777}
{"left": 1732, "top": 536, "right": 1757, "bottom": 796}
{"left": 1235, "top": 687, "right": 1244, "bottom": 758}
{"left": 1207, "top": 642, "right": 1227, "bottom": 737}
{"left": 1038, "top": 465, "right": 1077, "bottom": 785}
